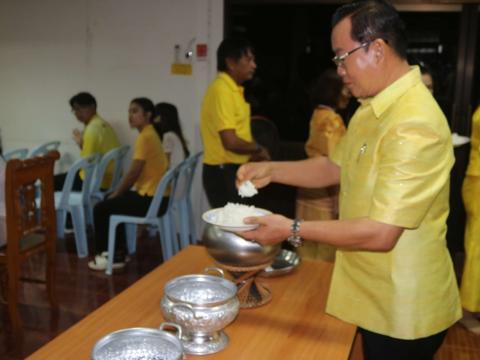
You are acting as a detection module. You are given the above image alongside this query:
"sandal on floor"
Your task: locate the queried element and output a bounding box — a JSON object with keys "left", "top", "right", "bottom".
{"left": 100, "top": 251, "right": 131, "bottom": 263}
{"left": 88, "top": 254, "right": 125, "bottom": 271}
{"left": 459, "top": 315, "right": 480, "bottom": 335}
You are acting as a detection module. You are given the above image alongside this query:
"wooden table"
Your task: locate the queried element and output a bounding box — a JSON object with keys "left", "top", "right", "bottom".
{"left": 27, "top": 245, "right": 356, "bottom": 359}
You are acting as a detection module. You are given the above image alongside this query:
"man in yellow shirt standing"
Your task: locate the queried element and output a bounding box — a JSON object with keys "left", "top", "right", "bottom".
{"left": 200, "top": 38, "right": 269, "bottom": 208}
{"left": 236, "top": 1, "right": 461, "bottom": 359}
{"left": 55, "top": 92, "right": 120, "bottom": 191}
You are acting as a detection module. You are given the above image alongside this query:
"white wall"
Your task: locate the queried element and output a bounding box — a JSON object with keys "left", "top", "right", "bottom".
{"left": 0, "top": 0, "right": 224, "bottom": 239}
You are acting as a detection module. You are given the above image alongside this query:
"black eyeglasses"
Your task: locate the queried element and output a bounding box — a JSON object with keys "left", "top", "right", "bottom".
{"left": 332, "top": 41, "right": 372, "bottom": 67}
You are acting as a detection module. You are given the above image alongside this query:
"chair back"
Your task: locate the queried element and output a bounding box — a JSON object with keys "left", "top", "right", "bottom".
{"left": 1, "top": 150, "right": 59, "bottom": 333}
{"left": 29, "top": 141, "right": 61, "bottom": 158}
{"left": 110, "top": 145, "right": 130, "bottom": 191}
{"left": 145, "top": 165, "right": 180, "bottom": 221}
{"left": 90, "top": 145, "right": 130, "bottom": 199}
{"left": 3, "top": 148, "right": 29, "bottom": 161}
{"left": 58, "top": 154, "right": 99, "bottom": 209}
{"left": 4, "top": 151, "right": 59, "bottom": 256}
{"left": 186, "top": 151, "right": 202, "bottom": 197}
{"left": 172, "top": 151, "right": 202, "bottom": 246}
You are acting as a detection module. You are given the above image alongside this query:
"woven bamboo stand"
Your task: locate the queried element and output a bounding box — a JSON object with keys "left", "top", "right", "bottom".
{"left": 216, "top": 261, "right": 273, "bottom": 308}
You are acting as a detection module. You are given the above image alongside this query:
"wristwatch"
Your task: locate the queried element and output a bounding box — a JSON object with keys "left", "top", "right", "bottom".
{"left": 287, "top": 218, "right": 303, "bottom": 247}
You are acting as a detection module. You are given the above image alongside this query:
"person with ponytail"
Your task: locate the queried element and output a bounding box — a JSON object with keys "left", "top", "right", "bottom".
{"left": 88, "top": 97, "right": 169, "bottom": 271}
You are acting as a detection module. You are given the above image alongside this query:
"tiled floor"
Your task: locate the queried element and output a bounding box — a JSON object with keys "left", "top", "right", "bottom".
{"left": 0, "top": 233, "right": 479, "bottom": 359}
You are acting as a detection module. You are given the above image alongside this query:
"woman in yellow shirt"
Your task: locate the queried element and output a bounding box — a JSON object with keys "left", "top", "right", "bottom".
{"left": 88, "top": 98, "right": 169, "bottom": 271}
{"left": 296, "top": 69, "right": 349, "bottom": 261}
{"left": 460, "top": 105, "right": 480, "bottom": 333}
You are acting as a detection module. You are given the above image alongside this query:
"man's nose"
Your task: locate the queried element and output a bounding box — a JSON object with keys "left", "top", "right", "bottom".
{"left": 336, "top": 65, "right": 346, "bottom": 77}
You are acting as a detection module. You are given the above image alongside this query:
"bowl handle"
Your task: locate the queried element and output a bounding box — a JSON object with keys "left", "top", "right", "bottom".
{"left": 159, "top": 322, "right": 183, "bottom": 340}
{"left": 203, "top": 266, "right": 225, "bottom": 278}
{"left": 171, "top": 303, "right": 201, "bottom": 319}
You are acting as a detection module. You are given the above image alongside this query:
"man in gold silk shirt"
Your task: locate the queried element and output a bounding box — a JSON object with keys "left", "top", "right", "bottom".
{"left": 235, "top": 1, "right": 461, "bottom": 359}
{"left": 200, "top": 38, "right": 269, "bottom": 208}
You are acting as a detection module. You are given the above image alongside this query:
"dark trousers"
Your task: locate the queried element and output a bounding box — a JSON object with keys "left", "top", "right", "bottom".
{"left": 93, "top": 190, "right": 168, "bottom": 261}
{"left": 54, "top": 172, "right": 83, "bottom": 191}
{"left": 202, "top": 163, "right": 255, "bottom": 208}
{"left": 360, "top": 328, "right": 448, "bottom": 360}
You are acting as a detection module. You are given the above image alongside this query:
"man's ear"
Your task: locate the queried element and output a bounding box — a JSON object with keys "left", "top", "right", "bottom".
{"left": 373, "top": 39, "right": 386, "bottom": 64}
{"left": 225, "top": 57, "right": 236, "bottom": 72}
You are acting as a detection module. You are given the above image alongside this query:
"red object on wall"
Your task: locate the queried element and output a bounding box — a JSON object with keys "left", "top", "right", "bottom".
{"left": 196, "top": 44, "right": 207, "bottom": 59}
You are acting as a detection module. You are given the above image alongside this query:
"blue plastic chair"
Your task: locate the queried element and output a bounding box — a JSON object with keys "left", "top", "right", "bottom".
{"left": 55, "top": 154, "right": 99, "bottom": 258}
{"left": 88, "top": 145, "right": 130, "bottom": 226}
{"left": 3, "top": 148, "right": 29, "bottom": 161}
{"left": 105, "top": 164, "right": 180, "bottom": 275}
{"left": 172, "top": 151, "right": 202, "bottom": 249}
{"left": 30, "top": 141, "right": 61, "bottom": 158}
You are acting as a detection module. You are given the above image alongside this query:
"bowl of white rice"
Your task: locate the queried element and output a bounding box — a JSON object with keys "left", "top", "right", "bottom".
{"left": 202, "top": 203, "right": 271, "bottom": 232}
{"left": 202, "top": 203, "right": 280, "bottom": 267}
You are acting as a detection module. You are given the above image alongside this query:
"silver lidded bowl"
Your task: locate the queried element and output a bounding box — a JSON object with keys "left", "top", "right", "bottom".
{"left": 203, "top": 224, "right": 281, "bottom": 267}
{"left": 160, "top": 268, "right": 240, "bottom": 355}
{"left": 91, "top": 323, "right": 185, "bottom": 360}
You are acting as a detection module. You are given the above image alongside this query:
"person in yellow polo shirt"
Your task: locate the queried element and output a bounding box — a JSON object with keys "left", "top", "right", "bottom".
{"left": 55, "top": 92, "right": 120, "bottom": 191}
{"left": 235, "top": 1, "right": 461, "bottom": 359}
{"left": 88, "top": 97, "right": 169, "bottom": 271}
{"left": 200, "top": 38, "right": 270, "bottom": 208}
{"left": 459, "top": 105, "right": 480, "bottom": 333}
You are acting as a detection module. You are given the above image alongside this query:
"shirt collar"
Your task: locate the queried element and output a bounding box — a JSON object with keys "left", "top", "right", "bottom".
{"left": 360, "top": 66, "right": 422, "bottom": 119}
{"left": 218, "top": 72, "right": 244, "bottom": 94}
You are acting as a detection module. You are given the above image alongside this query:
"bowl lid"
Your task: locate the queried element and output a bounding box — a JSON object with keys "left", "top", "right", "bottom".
{"left": 92, "top": 327, "right": 183, "bottom": 360}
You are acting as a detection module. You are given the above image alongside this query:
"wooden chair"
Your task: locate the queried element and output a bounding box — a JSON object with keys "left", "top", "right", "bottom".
{"left": 0, "top": 150, "right": 59, "bottom": 334}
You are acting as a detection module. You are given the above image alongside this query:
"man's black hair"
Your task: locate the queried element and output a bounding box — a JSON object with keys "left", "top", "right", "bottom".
{"left": 331, "top": 0, "right": 408, "bottom": 59}
{"left": 217, "top": 37, "right": 254, "bottom": 72}
{"left": 69, "top": 92, "right": 97, "bottom": 108}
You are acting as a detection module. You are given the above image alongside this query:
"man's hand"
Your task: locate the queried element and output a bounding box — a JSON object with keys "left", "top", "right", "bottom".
{"left": 72, "top": 128, "right": 83, "bottom": 147}
{"left": 238, "top": 214, "right": 291, "bottom": 246}
{"left": 236, "top": 161, "right": 274, "bottom": 190}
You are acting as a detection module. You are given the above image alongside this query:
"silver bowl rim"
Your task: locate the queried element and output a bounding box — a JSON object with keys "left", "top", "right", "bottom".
{"left": 91, "top": 326, "right": 184, "bottom": 359}
{"left": 164, "top": 274, "right": 238, "bottom": 307}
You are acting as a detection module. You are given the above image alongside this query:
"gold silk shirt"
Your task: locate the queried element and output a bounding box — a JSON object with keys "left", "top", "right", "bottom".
{"left": 466, "top": 106, "right": 480, "bottom": 176}
{"left": 305, "top": 107, "right": 346, "bottom": 158}
{"left": 327, "top": 66, "right": 461, "bottom": 339}
{"left": 201, "top": 72, "right": 252, "bottom": 165}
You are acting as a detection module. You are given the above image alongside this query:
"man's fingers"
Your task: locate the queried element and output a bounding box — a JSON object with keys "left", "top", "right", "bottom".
{"left": 243, "top": 216, "right": 261, "bottom": 224}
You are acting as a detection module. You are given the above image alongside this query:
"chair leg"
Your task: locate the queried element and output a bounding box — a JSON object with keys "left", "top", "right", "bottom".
{"left": 125, "top": 223, "right": 137, "bottom": 255}
{"left": 178, "top": 200, "right": 190, "bottom": 249}
{"left": 46, "top": 234, "right": 57, "bottom": 307}
{"left": 187, "top": 199, "right": 196, "bottom": 244}
{"left": 56, "top": 209, "right": 67, "bottom": 239}
{"left": 6, "top": 263, "right": 22, "bottom": 334}
{"left": 170, "top": 208, "right": 180, "bottom": 255}
{"left": 159, "top": 216, "right": 173, "bottom": 260}
{"left": 106, "top": 219, "right": 120, "bottom": 275}
{"left": 70, "top": 206, "right": 88, "bottom": 258}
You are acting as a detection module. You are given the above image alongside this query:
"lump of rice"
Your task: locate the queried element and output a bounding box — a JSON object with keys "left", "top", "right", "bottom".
{"left": 238, "top": 180, "right": 258, "bottom": 198}
{"left": 216, "top": 203, "right": 259, "bottom": 226}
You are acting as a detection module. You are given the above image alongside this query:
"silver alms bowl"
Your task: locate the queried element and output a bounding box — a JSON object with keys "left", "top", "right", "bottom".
{"left": 161, "top": 269, "right": 239, "bottom": 355}
{"left": 203, "top": 224, "right": 281, "bottom": 267}
{"left": 92, "top": 323, "right": 185, "bottom": 360}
